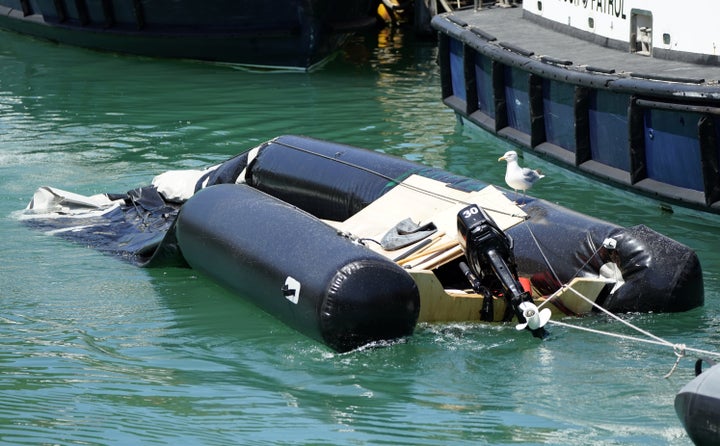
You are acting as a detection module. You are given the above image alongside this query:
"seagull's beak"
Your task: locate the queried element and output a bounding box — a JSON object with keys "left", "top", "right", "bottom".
{"left": 498, "top": 155, "right": 506, "bottom": 162}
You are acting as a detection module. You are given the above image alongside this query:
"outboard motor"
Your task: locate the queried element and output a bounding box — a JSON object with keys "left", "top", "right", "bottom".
{"left": 456, "top": 204, "right": 548, "bottom": 339}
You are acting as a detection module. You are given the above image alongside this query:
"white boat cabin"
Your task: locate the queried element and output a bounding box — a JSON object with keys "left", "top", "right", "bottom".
{"left": 523, "top": 0, "right": 720, "bottom": 62}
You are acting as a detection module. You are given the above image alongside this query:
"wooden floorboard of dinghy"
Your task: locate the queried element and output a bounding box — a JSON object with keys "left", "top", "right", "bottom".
{"left": 336, "top": 174, "right": 526, "bottom": 269}
{"left": 414, "top": 272, "right": 608, "bottom": 323}
{"left": 327, "top": 175, "right": 608, "bottom": 323}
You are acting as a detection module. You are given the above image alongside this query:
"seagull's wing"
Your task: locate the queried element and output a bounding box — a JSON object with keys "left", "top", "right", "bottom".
{"left": 521, "top": 167, "right": 544, "bottom": 182}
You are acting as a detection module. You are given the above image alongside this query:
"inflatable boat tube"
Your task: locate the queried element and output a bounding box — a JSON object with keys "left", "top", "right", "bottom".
{"left": 174, "top": 183, "right": 420, "bottom": 353}
{"left": 675, "top": 360, "right": 720, "bottom": 446}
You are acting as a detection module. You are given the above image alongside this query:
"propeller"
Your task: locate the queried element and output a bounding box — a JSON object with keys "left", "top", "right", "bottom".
{"left": 515, "top": 301, "right": 551, "bottom": 331}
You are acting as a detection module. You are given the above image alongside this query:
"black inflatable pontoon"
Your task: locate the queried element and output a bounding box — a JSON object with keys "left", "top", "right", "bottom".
{"left": 676, "top": 360, "right": 720, "bottom": 446}
{"left": 22, "top": 135, "right": 705, "bottom": 352}
{"left": 176, "top": 184, "right": 420, "bottom": 352}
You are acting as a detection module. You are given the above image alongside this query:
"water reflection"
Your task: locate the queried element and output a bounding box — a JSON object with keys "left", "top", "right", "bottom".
{"left": 0, "top": 26, "right": 458, "bottom": 177}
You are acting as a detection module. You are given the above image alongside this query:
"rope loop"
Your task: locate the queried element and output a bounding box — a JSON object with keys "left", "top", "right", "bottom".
{"left": 674, "top": 343, "right": 687, "bottom": 358}
{"left": 664, "top": 344, "right": 687, "bottom": 379}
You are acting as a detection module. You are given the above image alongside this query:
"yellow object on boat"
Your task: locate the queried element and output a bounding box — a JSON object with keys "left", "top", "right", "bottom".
{"left": 377, "top": 0, "right": 402, "bottom": 24}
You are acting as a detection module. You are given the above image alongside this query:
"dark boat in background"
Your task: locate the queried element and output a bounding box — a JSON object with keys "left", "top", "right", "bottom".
{"left": 0, "top": 0, "right": 378, "bottom": 70}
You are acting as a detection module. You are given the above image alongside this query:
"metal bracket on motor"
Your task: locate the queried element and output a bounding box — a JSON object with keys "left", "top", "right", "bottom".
{"left": 457, "top": 204, "right": 549, "bottom": 338}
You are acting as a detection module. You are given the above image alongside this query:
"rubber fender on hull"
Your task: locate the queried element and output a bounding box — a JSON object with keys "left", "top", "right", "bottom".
{"left": 174, "top": 183, "right": 420, "bottom": 353}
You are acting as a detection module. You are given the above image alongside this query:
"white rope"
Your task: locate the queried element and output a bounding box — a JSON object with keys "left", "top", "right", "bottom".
{"left": 663, "top": 345, "right": 686, "bottom": 379}
{"left": 544, "top": 282, "right": 673, "bottom": 346}
{"left": 520, "top": 218, "right": 720, "bottom": 373}
{"left": 521, "top": 217, "right": 675, "bottom": 347}
{"left": 541, "top": 278, "right": 704, "bottom": 372}
{"left": 540, "top": 270, "right": 718, "bottom": 377}
{"left": 521, "top": 220, "right": 564, "bottom": 290}
{"left": 549, "top": 319, "right": 720, "bottom": 358}
{"left": 524, "top": 218, "right": 610, "bottom": 315}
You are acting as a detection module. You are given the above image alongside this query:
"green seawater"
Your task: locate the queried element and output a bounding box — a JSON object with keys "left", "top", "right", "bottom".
{"left": 1, "top": 26, "right": 718, "bottom": 445}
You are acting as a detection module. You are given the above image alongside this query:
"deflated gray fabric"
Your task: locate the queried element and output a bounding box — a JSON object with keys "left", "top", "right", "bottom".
{"left": 380, "top": 218, "right": 437, "bottom": 251}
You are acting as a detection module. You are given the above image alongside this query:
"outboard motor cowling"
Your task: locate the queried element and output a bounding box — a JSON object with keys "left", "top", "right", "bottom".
{"left": 457, "top": 204, "right": 548, "bottom": 338}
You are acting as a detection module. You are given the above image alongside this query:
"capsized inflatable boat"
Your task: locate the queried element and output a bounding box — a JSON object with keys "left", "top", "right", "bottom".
{"left": 21, "top": 135, "right": 704, "bottom": 352}
{"left": 676, "top": 360, "right": 720, "bottom": 446}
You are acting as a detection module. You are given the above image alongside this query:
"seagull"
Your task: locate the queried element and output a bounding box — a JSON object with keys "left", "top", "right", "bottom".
{"left": 498, "top": 150, "right": 544, "bottom": 204}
